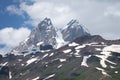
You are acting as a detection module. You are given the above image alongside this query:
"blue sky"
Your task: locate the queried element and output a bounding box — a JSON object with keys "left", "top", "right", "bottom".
{"left": 0, "top": 0, "right": 120, "bottom": 55}
{"left": 0, "top": 0, "right": 22, "bottom": 29}
{"left": 0, "top": 0, "right": 31, "bottom": 54}
{"left": 0, "top": 0, "right": 32, "bottom": 29}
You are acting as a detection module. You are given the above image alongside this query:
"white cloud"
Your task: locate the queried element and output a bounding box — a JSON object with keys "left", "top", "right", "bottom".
{"left": 0, "top": 27, "right": 30, "bottom": 47}
{"left": 6, "top": 0, "right": 120, "bottom": 40}
{"left": 6, "top": 5, "right": 24, "bottom": 17}
{"left": 101, "top": 33, "right": 120, "bottom": 40}
{"left": 0, "top": 47, "right": 11, "bottom": 56}
{"left": 104, "top": 6, "right": 120, "bottom": 17}
{"left": 20, "top": 1, "right": 77, "bottom": 27}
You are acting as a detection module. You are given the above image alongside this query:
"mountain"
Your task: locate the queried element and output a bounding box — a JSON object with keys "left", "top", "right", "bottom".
{"left": 61, "top": 19, "right": 90, "bottom": 42}
{"left": 13, "top": 18, "right": 58, "bottom": 53}
{"left": 12, "top": 18, "right": 90, "bottom": 53}
{"left": 0, "top": 35, "right": 120, "bottom": 80}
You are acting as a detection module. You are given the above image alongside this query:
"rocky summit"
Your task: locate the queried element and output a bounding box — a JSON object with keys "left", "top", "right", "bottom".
{"left": 13, "top": 18, "right": 58, "bottom": 52}
{"left": 61, "top": 19, "right": 90, "bottom": 42}
{"left": 0, "top": 18, "right": 120, "bottom": 80}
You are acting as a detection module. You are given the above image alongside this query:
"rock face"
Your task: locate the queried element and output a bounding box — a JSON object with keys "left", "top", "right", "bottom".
{"left": 61, "top": 19, "right": 90, "bottom": 41}
{"left": 14, "top": 18, "right": 57, "bottom": 52}
{"left": 13, "top": 18, "right": 91, "bottom": 52}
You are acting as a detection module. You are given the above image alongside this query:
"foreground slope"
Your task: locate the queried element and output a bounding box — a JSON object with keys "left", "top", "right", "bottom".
{"left": 0, "top": 35, "right": 120, "bottom": 80}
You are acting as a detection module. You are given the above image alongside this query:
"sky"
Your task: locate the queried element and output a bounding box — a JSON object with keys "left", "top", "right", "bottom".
{"left": 0, "top": 0, "right": 120, "bottom": 55}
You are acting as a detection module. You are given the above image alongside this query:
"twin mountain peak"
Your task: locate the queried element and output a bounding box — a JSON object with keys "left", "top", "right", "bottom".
{"left": 13, "top": 17, "right": 90, "bottom": 52}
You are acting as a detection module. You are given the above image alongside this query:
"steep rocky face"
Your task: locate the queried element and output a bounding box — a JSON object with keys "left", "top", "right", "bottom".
{"left": 61, "top": 19, "right": 90, "bottom": 42}
{"left": 13, "top": 18, "right": 57, "bottom": 52}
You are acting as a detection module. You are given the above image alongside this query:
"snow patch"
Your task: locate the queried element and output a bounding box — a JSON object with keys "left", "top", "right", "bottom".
{"left": 68, "top": 42, "right": 79, "bottom": 47}
{"left": 9, "top": 71, "right": 12, "bottom": 79}
{"left": 52, "top": 58, "right": 59, "bottom": 62}
{"left": 95, "top": 48, "right": 102, "bottom": 51}
{"left": 26, "top": 57, "right": 38, "bottom": 66}
{"left": 40, "top": 50, "right": 50, "bottom": 53}
{"left": 11, "top": 50, "right": 23, "bottom": 56}
{"left": 49, "top": 53, "right": 54, "bottom": 57}
{"left": 57, "top": 64, "right": 62, "bottom": 68}
{"left": 20, "top": 73, "right": 23, "bottom": 76}
{"left": 59, "top": 59, "right": 66, "bottom": 62}
{"left": 89, "top": 42, "right": 99, "bottom": 45}
{"left": 81, "top": 55, "right": 91, "bottom": 67}
{"left": 18, "top": 59, "right": 22, "bottom": 62}
{"left": 24, "top": 38, "right": 29, "bottom": 42}
{"left": 74, "top": 50, "right": 81, "bottom": 57}
{"left": 41, "top": 54, "right": 48, "bottom": 59}
{"left": 110, "top": 66, "right": 115, "bottom": 69}
{"left": 106, "top": 60, "right": 116, "bottom": 65}
{"left": 75, "top": 45, "right": 86, "bottom": 50}
{"left": 96, "top": 67, "right": 109, "bottom": 76}
{"left": 56, "top": 30, "right": 67, "bottom": 48}
{"left": 86, "top": 42, "right": 107, "bottom": 47}
{"left": 37, "top": 42, "right": 43, "bottom": 46}
{"left": 95, "top": 51, "right": 112, "bottom": 68}
{"left": 115, "top": 71, "right": 118, "bottom": 74}
{"left": 101, "top": 42, "right": 105, "bottom": 45}
{"left": 63, "top": 49, "right": 72, "bottom": 53}
{"left": 103, "top": 45, "right": 120, "bottom": 53}
{"left": 43, "top": 74, "right": 55, "bottom": 80}
{"left": 32, "top": 77, "right": 40, "bottom": 80}
{"left": 0, "top": 62, "right": 8, "bottom": 66}
{"left": 21, "top": 64, "right": 24, "bottom": 66}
